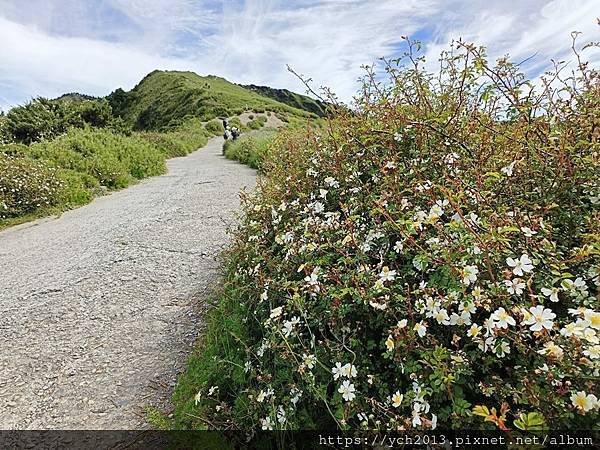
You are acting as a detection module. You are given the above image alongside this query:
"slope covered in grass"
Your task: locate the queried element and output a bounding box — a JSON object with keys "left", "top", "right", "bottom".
{"left": 241, "top": 84, "right": 327, "bottom": 117}
{"left": 108, "top": 70, "right": 317, "bottom": 131}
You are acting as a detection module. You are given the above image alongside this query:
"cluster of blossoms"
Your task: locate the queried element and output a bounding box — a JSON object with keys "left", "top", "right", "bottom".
{"left": 0, "top": 153, "right": 65, "bottom": 218}
{"left": 190, "top": 40, "right": 599, "bottom": 431}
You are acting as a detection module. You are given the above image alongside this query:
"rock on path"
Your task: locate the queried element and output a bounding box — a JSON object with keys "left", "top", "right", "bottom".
{"left": 0, "top": 137, "right": 256, "bottom": 429}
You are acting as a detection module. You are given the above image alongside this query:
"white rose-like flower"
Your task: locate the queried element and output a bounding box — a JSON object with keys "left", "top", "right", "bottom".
{"left": 506, "top": 254, "right": 534, "bottom": 276}
{"left": 522, "top": 305, "right": 556, "bottom": 332}
{"left": 338, "top": 380, "right": 356, "bottom": 402}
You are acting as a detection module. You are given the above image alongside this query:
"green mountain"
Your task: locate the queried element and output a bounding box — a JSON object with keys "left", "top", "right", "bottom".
{"left": 107, "top": 70, "right": 317, "bottom": 131}
{"left": 55, "top": 93, "right": 100, "bottom": 102}
{"left": 241, "top": 84, "right": 327, "bottom": 117}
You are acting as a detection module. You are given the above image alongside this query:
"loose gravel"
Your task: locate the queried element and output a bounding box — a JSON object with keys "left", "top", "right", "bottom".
{"left": 0, "top": 137, "right": 256, "bottom": 429}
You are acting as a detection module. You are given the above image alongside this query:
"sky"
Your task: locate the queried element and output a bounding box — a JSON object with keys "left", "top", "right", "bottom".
{"left": 0, "top": 0, "right": 599, "bottom": 111}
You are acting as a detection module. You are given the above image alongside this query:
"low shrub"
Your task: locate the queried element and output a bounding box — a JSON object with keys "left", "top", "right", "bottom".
{"left": 177, "top": 38, "right": 599, "bottom": 433}
{"left": 0, "top": 154, "right": 64, "bottom": 218}
{"left": 136, "top": 132, "right": 188, "bottom": 158}
{"left": 205, "top": 120, "right": 225, "bottom": 136}
{"left": 223, "top": 129, "right": 277, "bottom": 170}
{"left": 29, "top": 127, "right": 165, "bottom": 188}
{"left": 246, "top": 115, "right": 267, "bottom": 130}
{"left": 228, "top": 117, "right": 244, "bottom": 130}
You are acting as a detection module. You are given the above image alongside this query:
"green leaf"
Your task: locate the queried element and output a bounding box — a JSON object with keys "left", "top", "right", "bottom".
{"left": 472, "top": 405, "right": 490, "bottom": 417}
{"left": 514, "top": 412, "right": 547, "bottom": 431}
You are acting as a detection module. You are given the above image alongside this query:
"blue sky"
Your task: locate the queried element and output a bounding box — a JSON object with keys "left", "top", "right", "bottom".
{"left": 1, "top": 0, "right": 598, "bottom": 111}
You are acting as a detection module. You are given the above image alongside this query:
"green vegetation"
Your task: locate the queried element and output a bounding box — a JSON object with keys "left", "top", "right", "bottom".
{"left": 28, "top": 128, "right": 166, "bottom": 188}
{"left": 204, "top": 119, "right": 225, "bottom": 135}
{"left": 107, "top": 70, "right": 317, "bottom": 131}
{"left": 242, "top": 84, "right": 327, "bottom": 117}
{"left": 245, "top": 115, "right": 267, "bottom": 130}
{"left": 175, "top": 38, "right": 599, "bottom": 435}
{"left": 1, "top": 69, "right": 323, "bottom": 229}
{"left": 4, "top": 97, "right": 113, "bottom": 144}
{"left": 223, "top": 128, "right": 278, "bottom": 170}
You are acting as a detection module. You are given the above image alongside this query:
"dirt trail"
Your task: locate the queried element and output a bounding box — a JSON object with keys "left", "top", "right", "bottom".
{"left": 0, "top": 137, "right": 256, "bottom": 429}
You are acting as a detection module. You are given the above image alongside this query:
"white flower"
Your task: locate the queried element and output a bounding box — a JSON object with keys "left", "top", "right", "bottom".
{"left": 432, "top": 308, "right": 451, "bottom": 325}
{"left": 393, "top": 132, "right": 402, "bottom": 142}
{"left": 393, "top": 241, "right": 404, "bottom": 253}
{"left": 261, "top": 416, "right": 274, "bottom": 430}
{"left": 338, "top": 380, "right": 356, "bottom": 402}
{"left": 522, "top": 305, "right": 556, "bottom": 332}
{"left": 521, "top": 226, "right": 537, "bottom": 237}
{"left": 430, "top": 413, "right": 438, "bottom": 430}
{"left": 369, "top": 299, "right": 388, "bottom": 310}
{"left": 560, "top": 322, "right": 579, "bottom": 337}
{"left": 391, "top": 391, "right": 404, "bottom": 408}
{"left": 583, "top": 345, "right": 600, "bottom": 359}
{"left": 270, "top": 306, "right": 283, "bottom": 319}
{"left": 461, "top": 265, "right": 479, "bottom": 286}
{"left": 303, "top": 353, "right": 316, "bottom": 369}
{"left": 467, "top": 323, "right": 482, "bottom": 338}
{"left": 397, "top": 319, "right": 408, "bottom": 329}
{"left": 324, "top": 176, "right": 339, "bottom": 188}
{"left": 342, "top": 363, "right": 358, "bottom": 378}
{"left": 311, "top": 201, "right": 325, "bottom": 214}
{"left": 194, "top": 391, "right": 202, "bottom": 405}
{"left": 490, "top": 307, "right": 516, "bottom": 329}
{"left": 281, "top": 318, "right": 296, "bottom": 337}
{"left": 256, "top": 390, "right": 267, "bottom": 403}
{"left": 537, "top": 341, "right": 564, "bottom": 359}
{"left": 414, "top": 321, "right": 427, "bottom": 337}
{"left": 379, "top": 266, "right": 396, "bottom": 283}
{"left": 506, "top": 254, "right": 534, "bottom": 276}
{"left": 260, "top": 290, "right": 268, "bottom": 301}
{"left": 385, "top": 335, "right": 395, "bottom": 351}
{"left": 501, "top": 161, "right": 516, "bottom": 176}
{"left": 277, "top": 406, "right": 287, "bottom": 424}
{"left": 584, "top": 310, "right": 600, "bottom": 330}
{"left": 541, "top": 287, "right": 560, "bottom": 303}
{"left": 494, "top": 340, "right": 510, "bottom": 357}
{"left": 332, "top": 362, "right": 344, "bottom": 380}
{"left": 385, "top": 161, "right": 396, "bottom": 169}
{"left": 504, "top": 278, "right": 526, "bottom": 295}
{"left": 411, "top": 403, "right": 423, "bottom": 427}
{"left": 571, "top": 391, "right": 598, "bottom": 412}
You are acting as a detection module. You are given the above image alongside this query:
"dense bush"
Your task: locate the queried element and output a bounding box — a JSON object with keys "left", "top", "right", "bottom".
{"left": 246, "top": 115, "right": 267, "bottom": 130}
{"left": 136, "top": 132, "right": 189, "bottom": 158}
{"left": 5, "top": 97, "right": 113, "bottom": 144}
{"left": 0, "top": 154, "right": 64, "bottom": 218}
{"left": 223, "top": 129, "right": 277, "bottom": 170}
{"left": 205, "top": 120, "right": 225, "bottom": 135}
{"left": 29, "top": 128, "right": 165, "bottom": 189}
{"left": 176, "top": 38, "right": 599, "bottom": 432}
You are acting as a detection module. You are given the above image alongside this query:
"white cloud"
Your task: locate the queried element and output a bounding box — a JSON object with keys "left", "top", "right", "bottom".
{"left": 0, "top": 0, "right": 598, "bottom": 111}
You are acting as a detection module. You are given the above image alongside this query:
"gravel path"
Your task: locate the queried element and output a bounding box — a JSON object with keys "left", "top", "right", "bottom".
{"left": 0, "top": 137, "right": 256, "bottom": 429}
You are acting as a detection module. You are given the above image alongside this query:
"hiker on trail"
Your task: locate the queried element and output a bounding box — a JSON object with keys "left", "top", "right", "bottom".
{"left": 231, "top": 127, "right": 240, "bottom": 141}
{"left": 222, "top": 118, "right": 228, "bottom": 129}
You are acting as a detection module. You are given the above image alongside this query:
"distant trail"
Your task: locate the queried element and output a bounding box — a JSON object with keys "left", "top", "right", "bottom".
{"left": 0, "top": 137, "right": 256, "bottom": 429}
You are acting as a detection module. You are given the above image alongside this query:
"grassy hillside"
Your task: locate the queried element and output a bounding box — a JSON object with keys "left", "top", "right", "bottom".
{"left": 241, "top": 84, "right": 327, "bottom": 117}
{"left": 107, "top": 70, "right": 317, "bottom": 131}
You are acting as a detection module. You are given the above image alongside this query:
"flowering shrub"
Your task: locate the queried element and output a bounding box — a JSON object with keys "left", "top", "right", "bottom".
{"left": 177, "top": 38, "right": 599, "bottom": 432}
{"left": 0, "top": 154, "right": 64, "bottom": 218}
